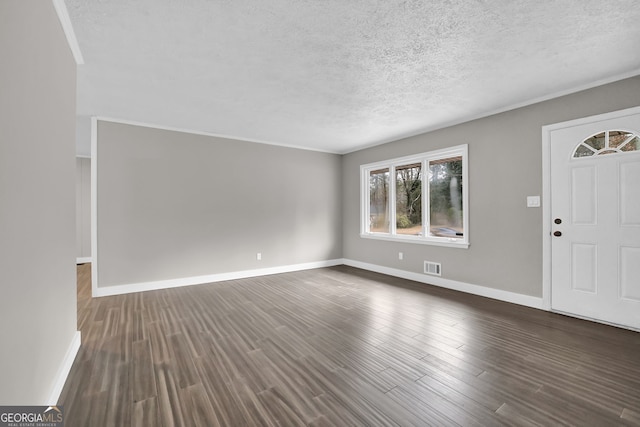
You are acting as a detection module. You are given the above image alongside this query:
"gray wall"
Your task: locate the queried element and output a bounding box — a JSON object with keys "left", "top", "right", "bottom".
{"left": 75, "top": 116, "right": 92, "bottom": 157}
{"left": 343, "top": 76, "right": 640, "bottom": 298}
{"left": 0, "top": 0, "right": 77, "bottom": 404}
{"left": 96, "top": 121, "right": 342, "bottom": 288}
{"left": 76, "top": 157, "right": 91, "bottom": 259}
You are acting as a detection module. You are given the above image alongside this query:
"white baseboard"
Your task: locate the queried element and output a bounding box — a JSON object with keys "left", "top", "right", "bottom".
{"left": 343, "top": 259, "right": 545, "bottom": 310}
{"left": 91, "top": 257, "right": 544, "bottom": 310}
{"left": 93, "top": 259, "right": 344, "bottom": 297}
{"left": 76, "top": 257, "right": 92, "bottom": 264}
{"left": 46, "top": 330, "right": 81, "bottom": 405}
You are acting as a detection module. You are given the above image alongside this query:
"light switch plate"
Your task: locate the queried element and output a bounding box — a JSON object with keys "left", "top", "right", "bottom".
{"left": 527, "top": 196, "right": 541, "bottom": 208}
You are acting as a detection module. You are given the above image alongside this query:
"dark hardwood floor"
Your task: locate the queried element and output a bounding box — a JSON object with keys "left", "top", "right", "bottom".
{"left": 59, "top": 263, "right": 640, "bottom": 426}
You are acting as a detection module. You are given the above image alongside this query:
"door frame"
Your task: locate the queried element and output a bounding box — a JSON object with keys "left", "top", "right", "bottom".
{"left": 541, "top": 105, "right": 640, "bottom": 314}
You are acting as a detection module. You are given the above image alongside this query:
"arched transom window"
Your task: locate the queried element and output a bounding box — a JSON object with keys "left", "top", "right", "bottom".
{"left": 573, "top": 130, "right": 639, "bottom": 158}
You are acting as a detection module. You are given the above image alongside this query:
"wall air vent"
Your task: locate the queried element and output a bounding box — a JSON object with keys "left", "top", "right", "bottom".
{"left": 424, "top": 261, "right": 442, "bottom": 276}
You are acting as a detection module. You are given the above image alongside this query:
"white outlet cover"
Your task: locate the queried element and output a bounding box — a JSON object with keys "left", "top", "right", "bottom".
{"left": 527, "top": 196, "right": 541, "bottom": 208}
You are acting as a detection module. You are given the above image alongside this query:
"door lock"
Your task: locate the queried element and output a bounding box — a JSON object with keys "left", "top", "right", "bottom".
{"left": 553, "top": 231, "right": 562, "bottom": 237}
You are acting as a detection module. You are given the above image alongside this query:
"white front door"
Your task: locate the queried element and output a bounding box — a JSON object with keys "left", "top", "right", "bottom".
{"left": 550, "top": 109, "right": 640, "bottom": 330}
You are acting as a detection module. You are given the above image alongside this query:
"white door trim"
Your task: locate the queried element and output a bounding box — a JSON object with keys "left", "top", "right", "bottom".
{"left": 541, "top": 105, "right": 640, "bottom": 313}
{"left": 90, "top": 117, "right": 99, "bottom": 298}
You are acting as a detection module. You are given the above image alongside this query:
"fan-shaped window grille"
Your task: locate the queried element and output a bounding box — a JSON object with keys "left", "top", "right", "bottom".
{"left": 573, "top": 130, "right": 639, "bottom": 158}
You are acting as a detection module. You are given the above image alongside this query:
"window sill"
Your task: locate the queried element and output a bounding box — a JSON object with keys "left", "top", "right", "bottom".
{"left": 360, "top": 233, "right": 470, "bottom": 249}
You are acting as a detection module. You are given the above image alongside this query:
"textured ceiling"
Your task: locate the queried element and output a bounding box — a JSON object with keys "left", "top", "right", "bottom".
{"left": 67, "top": 0, "right": 640, "bottom": 153}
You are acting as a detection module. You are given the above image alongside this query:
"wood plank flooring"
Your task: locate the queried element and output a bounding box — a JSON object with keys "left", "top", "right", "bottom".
{"left": 59, "top": 264, "right": 640, "bottom": 426}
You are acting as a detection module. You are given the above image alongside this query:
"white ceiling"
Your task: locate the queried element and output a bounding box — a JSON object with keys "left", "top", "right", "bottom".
{"left": 67, "top": 0, "right": 640, "bottom": 154}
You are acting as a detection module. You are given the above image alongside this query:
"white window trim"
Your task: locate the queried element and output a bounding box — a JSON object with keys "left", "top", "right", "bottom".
{"left": 360, "top": 144, "right": 469, "bottom": 248}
